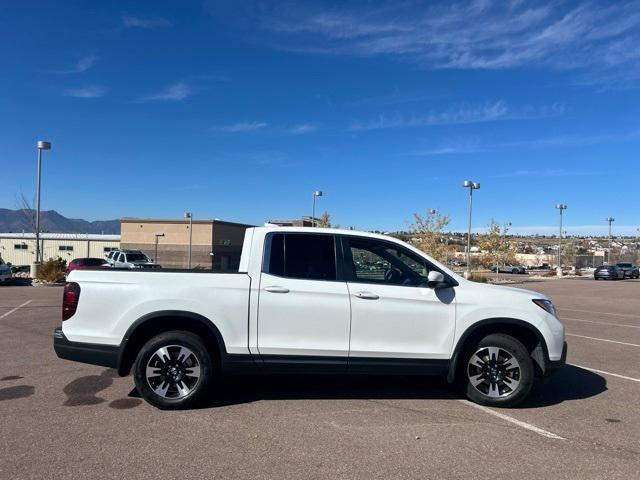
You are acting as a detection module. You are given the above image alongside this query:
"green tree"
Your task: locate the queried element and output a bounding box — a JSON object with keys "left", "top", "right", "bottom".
{"left": 407, "top": 210, "right": 453, "bottom": 263}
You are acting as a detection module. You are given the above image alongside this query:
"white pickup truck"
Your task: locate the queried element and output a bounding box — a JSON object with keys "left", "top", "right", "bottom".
{"left": 54, "top": 227, "right": 566, "bottom": 409}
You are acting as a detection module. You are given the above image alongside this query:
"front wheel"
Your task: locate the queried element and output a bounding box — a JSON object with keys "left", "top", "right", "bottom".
{"left": 461, "top": 333, "right": 534, "bottom": 407}
{"left": 134, "top": 331, "right": 215, "bottom": 409}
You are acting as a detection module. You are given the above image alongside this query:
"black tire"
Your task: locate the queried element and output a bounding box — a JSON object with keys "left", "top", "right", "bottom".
{"left": 511, "top": 269, "right": 518, "bottom": 274}
{"left": 460, "top": 333, "right": 534, "bottom": 407}
{"left": 133, "top": 331, "right": 215, "bottom": 410}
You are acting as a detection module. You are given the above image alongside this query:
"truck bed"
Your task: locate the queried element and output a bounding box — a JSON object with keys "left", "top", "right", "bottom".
{"left": 63, "top": 269, "right": 252, "bottom": 355}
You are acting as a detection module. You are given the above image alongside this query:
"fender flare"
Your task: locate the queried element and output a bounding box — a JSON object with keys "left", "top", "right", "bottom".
{"left": 446, "top": 318, "right": 550, "bottom": 383}
{"left": 116, "top": 310, "right": 227, "bottom": 375}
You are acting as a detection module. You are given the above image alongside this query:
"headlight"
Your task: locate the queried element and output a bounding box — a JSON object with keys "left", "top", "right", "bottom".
{"left": 532, "top": 299, "right": 557, "bottom": 317}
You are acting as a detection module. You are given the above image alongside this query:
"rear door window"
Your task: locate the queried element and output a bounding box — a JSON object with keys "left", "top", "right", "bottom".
{"left": 263, "top": 233, "right": 337, "bottom": 281}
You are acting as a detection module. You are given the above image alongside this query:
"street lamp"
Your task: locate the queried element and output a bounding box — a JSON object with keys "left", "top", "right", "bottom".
{"left": 555, "top": 204, "right": 567, "bottom": 273}
{"left": 184, "top": 212, "right": 193, "bottom": 269}
{"left": 154, "top": 233, "right": 165, "bottom": 264}
{"left": 33, "top": 140, "right": 51, "bottom": 275}
{"left": 462, "top": 180, "right": 480, "bottom": 278}
{"left": 499, "top": 222, "right": 512, "bottom": 280}
{"left": 312, "top": 190, "right": 323, "bottom": 227}
{"left": 606, "top": 217, "right": 615, "bottom": 263}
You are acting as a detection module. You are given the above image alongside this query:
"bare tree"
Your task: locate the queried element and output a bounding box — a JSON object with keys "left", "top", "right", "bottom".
{"left": 316, "top": 211, "right": 331, "bottom": 228}
{"left": 14, "top": 191, "right": 37, "bottom": 233}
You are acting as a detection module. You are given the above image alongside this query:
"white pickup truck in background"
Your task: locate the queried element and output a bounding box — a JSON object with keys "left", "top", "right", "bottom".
{"left": 54, "top": 227, "right": 566, "bottom": 409}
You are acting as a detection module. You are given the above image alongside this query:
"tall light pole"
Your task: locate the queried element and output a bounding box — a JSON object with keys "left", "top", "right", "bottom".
{"left": 606, "top": 217, "right": 615, "bottom": 263}
{"left": 499, "top": 221, "right": 512, "bottom": 279}
{"left": 555, "top": 204, "right": 567, "bottom": 273}
{"left": 154, "top": 233, "right": 165, "bottom": 265}
{"left": 311, "top": 190, "right": 323, "bottom": 227}
{"left": 462, "top": 180, "right": 480, "bottom": 278}
{"left": 33, "top": 141, "right": 51, "bottom": 273}
{"left": 184, "top": 212, "right": 193, "bottom": 269}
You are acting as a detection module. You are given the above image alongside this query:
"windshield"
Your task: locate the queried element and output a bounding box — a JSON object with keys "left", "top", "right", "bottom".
{"left": 617, "top": 263, "right": 632, "bottom": 268}
{"left": 126, "top": 253, "right": 150, "bottom": 262}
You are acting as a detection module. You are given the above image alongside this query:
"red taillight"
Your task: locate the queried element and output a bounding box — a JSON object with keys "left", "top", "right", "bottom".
{"left": 62, "top": 282, "right": 81, "bottom": 321}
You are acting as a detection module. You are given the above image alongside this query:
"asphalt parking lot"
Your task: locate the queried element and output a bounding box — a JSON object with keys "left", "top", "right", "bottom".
{"left": 1, "top": 278, "right": 638, "bottom": 479}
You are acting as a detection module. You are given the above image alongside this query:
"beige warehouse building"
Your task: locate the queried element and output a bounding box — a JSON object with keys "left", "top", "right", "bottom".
{"left": 0, "top": 233, "right": 120, "bottom": 266}
{"left": 120, "top": 217, "right": 253, "bottom": 270}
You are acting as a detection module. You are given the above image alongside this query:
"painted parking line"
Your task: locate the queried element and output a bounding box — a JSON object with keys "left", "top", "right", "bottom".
{"left": 571, "top": 364, "right": 640, "bottom": 383}
{"left": 566, "top": 333, "right": 640, "bottom": 347}
{"left": 459, "top": 400, "right": 565, "bottom": 440}
{"left": 560, "top": 308, "right": 640, "bottom": 320}
{"left": 0, "top": 300, "right": 33, "bottom": 319}
{"left": 563, "top": 317, "right": 640, "bottom": 329}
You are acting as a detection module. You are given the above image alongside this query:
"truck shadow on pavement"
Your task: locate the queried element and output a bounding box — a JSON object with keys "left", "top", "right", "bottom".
{"left": 520, "top": 364, "right": 607, "bottom": 408}
{"left": 206, "top": 375, "right": 454, "bottom": 409}
{"left": 60, "top": 365, "right": 606, "bottom": 410}
{"left": 205, "top": 365, "right": 606, "bottom": 409}
{"left": 63, "top": 368, "right": 142, "bottom": 409}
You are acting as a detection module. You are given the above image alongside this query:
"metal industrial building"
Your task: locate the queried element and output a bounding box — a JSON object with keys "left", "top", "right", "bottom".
{"left": 120, "top": 217, "right": 253, "bottom": 270}
{"left": 0, "top": 233, "right": 120, "bottom": 266}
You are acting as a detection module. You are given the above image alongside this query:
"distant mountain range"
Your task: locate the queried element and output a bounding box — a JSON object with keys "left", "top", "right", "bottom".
{"left": 0, "top": 209, "right": 120, "bottom": 235}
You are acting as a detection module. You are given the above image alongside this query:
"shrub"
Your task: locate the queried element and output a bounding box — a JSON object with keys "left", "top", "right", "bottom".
{"left": 36, "top": 257, "right": 67, "bottom": 283}
{"left": 468, "top": 273, "right": 488, "bottom": 283}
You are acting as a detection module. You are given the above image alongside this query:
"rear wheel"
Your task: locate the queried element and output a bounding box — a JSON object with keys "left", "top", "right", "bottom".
{"left": 134, "top": 331, "right": 215, "bottom": 409}
{"left": 461, "top": 333, "right": 534, "bottom": 407}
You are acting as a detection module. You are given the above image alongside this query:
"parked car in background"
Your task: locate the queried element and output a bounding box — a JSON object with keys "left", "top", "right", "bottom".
{"left": 0, "top": 258, "right": 13, "bottom": 284}
{"left": 55, "top": 226, "right": 566, "bottom": 410}
{"left": 492, "top": 263, "right": 527, "bottom": 274}
{"left": 594, "top": 265, "right": 624, "bottom": 280}
{"left": 110, "top": 250, "right": 161, "bottom": 269}
{"left": 615, "top": 263, "right": 639, "bottom": 279}
{"left": 527, "top": 263, "right": 550, "bottom": 271}
{"left": 105, "top": 250, "right": 118, "bottom": 266}
{"left": 65, "top": 258, "right": 109, "bottom": 276}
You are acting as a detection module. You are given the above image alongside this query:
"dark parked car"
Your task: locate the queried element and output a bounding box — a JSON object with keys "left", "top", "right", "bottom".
{"left": 616, "top": 262, "right": 639, "bottom": 279}
{"left": 65, "top": 258, "right": 109, "bottom": 276}
{"left": 594, "top": 265, "right": 624, "bottom": 280}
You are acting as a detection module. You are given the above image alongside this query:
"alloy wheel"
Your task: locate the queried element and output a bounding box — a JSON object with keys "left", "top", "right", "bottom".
{"left": 145, "top": 345, "right": 201, "bottom": 399}
{"left": 467, "top": 346, "right": 521, "bottom": 398}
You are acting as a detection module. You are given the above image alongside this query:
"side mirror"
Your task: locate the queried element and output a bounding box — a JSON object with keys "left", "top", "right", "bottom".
{"left": 427, "top": 270, "right": 447, "bottom": 288}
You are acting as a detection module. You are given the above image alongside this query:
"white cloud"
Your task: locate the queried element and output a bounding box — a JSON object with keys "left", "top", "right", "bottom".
{"left": 55, "top": 55, "right": 97, "bottom": 74}
{"left": 287, "top": 124, "right": 318, "bottom": 134}
{"left": 123, "top": 14, "right": 171, "bottom": 29}
{"left": 348, "top": 101, "right": 542, "bottom": 131}
{"left": 63, "top": 86, "right": 106, "bottom": 98}
{"left": 218, "top": 121, "right": 269, "bottom": 133}
{"left": 411, "top": 129, "right": 639, "bottom": 155}
{"left": 246, "top": 1, "right": 640, "bottom": 86}
{"left": 138, "top": 82, "right": 193, "bottom": 102}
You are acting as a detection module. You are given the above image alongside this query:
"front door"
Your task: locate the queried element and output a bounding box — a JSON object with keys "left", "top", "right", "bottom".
{"left": 342, "top": 236, "right": 456, "bottom": 366}
{"left": 257, "top": 232, "right": 350, "bottom": 370}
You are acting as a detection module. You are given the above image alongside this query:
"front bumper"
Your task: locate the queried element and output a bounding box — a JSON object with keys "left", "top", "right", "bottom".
{"left": 53, "top": 327, "right": 120, "bottom": 369}
{"left": 544, "top": 341, "right": 567, "bottom": 376}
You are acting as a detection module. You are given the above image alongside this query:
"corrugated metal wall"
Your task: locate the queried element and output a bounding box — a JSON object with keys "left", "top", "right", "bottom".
{"left": 0, "top": 237, "right": 120, "bottom": 266}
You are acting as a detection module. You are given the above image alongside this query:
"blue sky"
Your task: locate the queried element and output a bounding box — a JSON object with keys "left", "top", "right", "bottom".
{"left": 1, "top": 0, "right": 639, "bottom": 235}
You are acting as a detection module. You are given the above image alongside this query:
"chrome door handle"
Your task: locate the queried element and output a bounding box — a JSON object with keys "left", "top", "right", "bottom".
{"left": 354, "top": 291, "right": 379, "bottom": 300}
{"left": 264, "top": 286, "right": 290, "bottom": 293}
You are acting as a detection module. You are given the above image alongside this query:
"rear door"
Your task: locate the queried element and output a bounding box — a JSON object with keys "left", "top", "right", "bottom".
{"left": 257, "top": 232, "right": 350, "bottom": 370}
